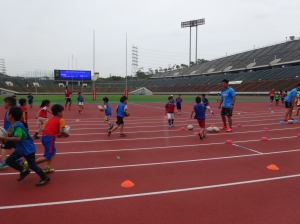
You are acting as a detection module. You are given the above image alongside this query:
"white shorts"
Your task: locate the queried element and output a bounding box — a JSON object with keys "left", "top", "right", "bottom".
{"left": 37, "top": 117, "right": 47, "bottom": 125}
{"left": 167, "top": 113, "right": 174, "bottom": 119}
{"left": 78, "top": 102, "right": 84, "bottom": 106}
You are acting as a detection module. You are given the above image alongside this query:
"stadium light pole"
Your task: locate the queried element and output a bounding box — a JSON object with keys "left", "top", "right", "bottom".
{"left": 181, "top": 18, "right": 205, "bottom": 67}
{"left": 93, "top": 30, "right": 95, "bottom": 90}
{"left": 126, "top": 33, "right": 127, "bottom": 90}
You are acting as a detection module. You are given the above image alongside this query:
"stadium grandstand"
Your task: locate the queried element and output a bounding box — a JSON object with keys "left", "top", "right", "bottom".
{"left": 1, "top": 38, "right": 300, "bottom": 95}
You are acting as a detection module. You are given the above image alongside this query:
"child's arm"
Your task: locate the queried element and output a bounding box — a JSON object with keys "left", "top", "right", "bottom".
{"left": 23, "top": 112, "right": 26, "bottom": 123}
{"left": 0, "top": 136, "right": 21, "bottom": 142}
{"left": 190, "top": 110, "right": 194, "bottom": 118}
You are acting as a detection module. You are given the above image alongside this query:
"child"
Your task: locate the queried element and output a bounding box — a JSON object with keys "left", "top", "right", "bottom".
{"left": 165, "top": 96, "right": 175, "bottom": 128}
{"left": 27, "top": 93, "right": 33, "bottom": 109}
{"left": 108, "top": 96, "right": 128, "bottom": 137}
{"left": 217, "top": 93, "right": 220, "bottom": 102}
{"left": 176, "top": 94, "right": 183, "bottom": 115}
{"left": 34, "top": 104, "right": 69, "bottom": 173}
{"left": 77, "top": 92, "right": 84, "bottom": 114}
{"left": 0, "top": 107, "right": 50, "bottom": 186}
{"left": 275, "top": 92, "right": 280, "bottom": 106}
{"left": 190, "top": 97, "right": 206, "bottom": 140}
{"left": 33, "top": 100, "right": 51, "bottom": 139}
{"left": 201, "top": 94, "right": 215, "bottom": 116}
{"left": 19, "top": 98, "right": 29, "bottom": 130}
{"left": 0, "top": 97, "right": 23, "bottom": 169}
{"left": 103, "top": 97, "right": 113, "bottom": 130}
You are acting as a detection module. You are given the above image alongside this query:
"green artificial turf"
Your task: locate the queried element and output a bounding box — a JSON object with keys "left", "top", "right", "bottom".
{"left": 0, "top": 94, "right": 266, "bottom": 104}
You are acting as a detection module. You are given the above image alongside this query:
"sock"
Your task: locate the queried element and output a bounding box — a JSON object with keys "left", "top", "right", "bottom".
{"left": 172, "top": 119, "right": 174, "bottom": 124}
{"left": 168, "top": 119, "right": 171, "bottom": 125}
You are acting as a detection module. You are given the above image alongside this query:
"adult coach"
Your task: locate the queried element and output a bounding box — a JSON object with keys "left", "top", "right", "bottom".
{"left": 64, "top": 86, "right": 72, "bottom": 110}
{"left": 218, "top": 79, "right": 236, "bottom": 132}
{"left": 269, "top": 89, "right": 275, "bottom": 106}
{"left": 284, "top": 83, "right": 300, "bottom": 121}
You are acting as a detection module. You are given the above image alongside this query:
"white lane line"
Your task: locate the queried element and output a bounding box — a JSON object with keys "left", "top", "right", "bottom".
{"left": 232, "top": 144, "right": 263, "bottom": 154}
{"left": 1, "top": 148, "right": 300, "bottom": 176}
{"left": 33, "top": 133, "right": 298, "bottom": 145}
{"left": 1, "top": 173, "right": 300, "bottom": 210}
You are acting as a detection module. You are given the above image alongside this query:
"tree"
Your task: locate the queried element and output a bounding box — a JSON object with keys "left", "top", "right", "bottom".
{"left": 163, "top": 68, "right": 168, "bottom": 72}
{"left": 180, "top": 64, "right": 188, "bottom": 68}
{"left": 155, "top": 69, "right": 158, "bottom": 74}
{"left": 159, "top": 67, "right": 163, "bottom": 72}
{"left": 197, "top": 58, "right": 209, "bottom": 64}
{"left": 136, "top": 70, "right": 146, "bottom": 78}
{"left": 167, "top": 67, "right": 172, "bottom": 71}
{"left": 190, "top": 61, "right": 195, "bottom": 66}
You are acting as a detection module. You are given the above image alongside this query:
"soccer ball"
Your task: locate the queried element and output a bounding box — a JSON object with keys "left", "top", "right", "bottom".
{"left": 206, "top": 127, "right": 214, "bottom": 132}
{"left": 213, "top": 127, "right": 220, "bottom": 132}
{"left": 287, "top": 119, "right": 294, "bottom": 124}
{"left": 187, "top": 125, "right": 194, "bottom": 130}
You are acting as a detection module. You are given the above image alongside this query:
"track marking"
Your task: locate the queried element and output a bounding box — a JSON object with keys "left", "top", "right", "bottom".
{"left": 1, "top": 148, "right": 300, "bottom": 176}
{"left": 1, "top": 173, "right": 300, "bottom": 210}
{"left": 232, "top": 144, "right": 263, "bottom": 154}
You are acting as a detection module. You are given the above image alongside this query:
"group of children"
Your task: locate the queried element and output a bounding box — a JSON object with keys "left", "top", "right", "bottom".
{"left": 0, "top": 95, "right": 69, "bottom": 186}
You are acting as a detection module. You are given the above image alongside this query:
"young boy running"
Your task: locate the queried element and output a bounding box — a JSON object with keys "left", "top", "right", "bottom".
{"left": 284, "top": 83, "right": 300, "bottom": 121}
{"left": 190, "top": 97, "right": 206, "bottom": 140}
{"left": 0, "top": 97, "right": 23, "bottom": 169}
{"left": 27, "top": 93, "right": 34, "bottom": 109}
{"left": 19, "top": 98, "right": 29, "bottom": 130}
{"left": 77, "top": 92, "right": 84, "bottom": 114}
{"left": 176, "top": 94, "right": 183, "bottom": 115}
{"left": 34, "top": 104, "right": 69, "bottom": 173}
{"left": 108, "top": 96, "right": 128, "bottom": 137}
{"left": 0, "top": 107, "right": 50, "bottom": 186}
{"left": 201, "top": 94, "right": 215, "bottom": 116}
{"left": 165, "top": 96, "right": 175, "bottom": 128}
{"left": 103, "top": 97, "right": 113, "bottom": 130}
{"left": 275, "top": 92, "right": 280, "bottom": 106}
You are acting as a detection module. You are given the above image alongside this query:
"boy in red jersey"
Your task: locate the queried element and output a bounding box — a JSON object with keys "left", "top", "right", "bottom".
{"left": 64, "top": 86, "right": 72, "bottom": 110}
{"left": 165, "top": 96, "right": 175, "bottom": 128}
{"left": 19, "top": 98, "right": 29, "bottom": 130}
{"left": 35, "top": 104, "right": 69, "bottom": 173}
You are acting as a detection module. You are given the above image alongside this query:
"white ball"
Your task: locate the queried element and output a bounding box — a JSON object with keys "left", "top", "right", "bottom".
{"left": 98, "top": 105, "right": 103, "bottom": 110}
{"left": 288, "top": 119, "right": 294, "bottom": 124}
{"left": 187, "top": 125, "right": 194, "bottom": 130}
{"left": 206, "top": 127, "right": 214, "bottom": 132}
{"left": 213, "top": 127, "right": 220, "bottom": 132}
{"left": 64, "top": 125, "right": 71, "bottom": 133}
{"left": 0, "top": 127, "right": 7, "bottom": 137}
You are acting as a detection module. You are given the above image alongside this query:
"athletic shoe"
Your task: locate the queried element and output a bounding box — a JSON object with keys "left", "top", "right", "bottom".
{"left": 17, "top": 169, "right": 30, "bottom": 181}
{"left": 171, "top": 124, "right": 174, "bottom": 127}
{"left": 43, "top": 167, "right": 55, "bottom": 173}
{"left": 226, "top": 128, "right": 233, "bottom": 132}
{"left": 168, "top": 125, "right": 171, "bottom": 129}
{"left": 119, "top": 133, "right": 127, "bottom": 137}
{"left": 36, "top": 176, "right": 50, "bottom": 186}
{"left": 198, "top": 133, "right": 203, "bottom": 140}
{"left": 220, "top": 125, "right": 227, "bottom": 130}
{"left": 33, "top": 135, "right": 40, "bottom": 139}
{"left": 65, "top": 108, "right": 69, "bottom": 111}
{"left": 108, "top": 130, "right": 111, "bottom": 136}
{"left": 0, "top": 162, "right": 8, "bottom": 169}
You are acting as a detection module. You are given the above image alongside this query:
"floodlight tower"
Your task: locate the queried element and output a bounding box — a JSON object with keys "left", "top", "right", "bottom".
{"left": 181, "top": 18, "right": 205, "bottom": 66}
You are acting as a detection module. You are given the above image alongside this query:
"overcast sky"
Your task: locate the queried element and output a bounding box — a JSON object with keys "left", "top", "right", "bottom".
{"left": 1, "top": 0, "right": 299, "bottom": 78}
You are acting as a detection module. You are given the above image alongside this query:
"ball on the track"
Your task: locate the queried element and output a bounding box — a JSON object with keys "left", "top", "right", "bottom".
{"left": 213, "top": 127, "right": 220, "bottom": 132}
{"left": 187, "top": 125, "right": 194, "bottom": 130}
{"left": 125, "top": 111, "right": 130, "bottom": 117}
{"left": 0, "top": 127, "right": 8, "bottom": 137}
{"left": 288, "top": 119, "right": 294, "bottom": 124}
{"left": 206, "top": 127, "right": 214, "bottom": 132}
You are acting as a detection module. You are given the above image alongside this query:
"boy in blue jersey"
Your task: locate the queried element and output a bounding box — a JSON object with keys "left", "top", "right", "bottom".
{"left": 190, "top": 97, "right": 206, "bottom": 139}
{"left": 103, "top": 97, "right": 113, "bottom": 130}
{"left": 27, "top": 93, "right": 34, "bottom": 109}
{"left": 218, "top": 79, "right": 236, "bottom": 132}
{"left": 108, "top": 96, "right": 128, "bottom": 137}
{"left": 0, "top": 107, "right": 50, "bottom": 186}
{"left": 284, "top": 83, "right": 300, "bottom": 121}
{"left": 77, "top": 92, "right": 84, "bottom": 114}
{"left": 0, "top": 97, "right": 23, "bottom": 169}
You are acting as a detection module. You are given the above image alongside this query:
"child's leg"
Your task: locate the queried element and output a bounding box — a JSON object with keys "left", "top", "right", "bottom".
{"left": 1, "top": 148, "right": 7, "bottom": 162}
{"left": 45, "top": 154, "right": 55, "bottom": 169}
{"left": 120, "top": 124, "right": 124, "bottom": 134}
{"left": 297, "top": 107, "right": 300, "bottom": 115}
{"left": 25, "top": 153, "right": 47, "bottom": 180}
{"left": 6, "top": 151, "right": 24, "bottom": 172}
{"left": 110, "top": 124, "right": 120, "bottom": 133}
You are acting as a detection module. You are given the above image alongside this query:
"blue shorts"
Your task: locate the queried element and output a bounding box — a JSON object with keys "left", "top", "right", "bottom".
{"left": 42, "top": 136, "right": 56, "bottom": 160}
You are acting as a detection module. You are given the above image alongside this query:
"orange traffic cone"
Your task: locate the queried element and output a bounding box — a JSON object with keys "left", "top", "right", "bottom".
{"left": 267, "top": 164, "right": 279, "bottom": 171}
{"left": 121, "top": 180, "right": 134, "bottom": 188}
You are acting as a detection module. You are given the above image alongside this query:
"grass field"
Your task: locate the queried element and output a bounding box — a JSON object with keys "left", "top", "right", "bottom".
{"left": 0, "top": 94, "right": 266, "bottom": 104}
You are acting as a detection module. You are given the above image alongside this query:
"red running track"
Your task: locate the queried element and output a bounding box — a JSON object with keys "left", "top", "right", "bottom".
{"left": 0, "top": 101, "right": 300, "bottom": 223}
